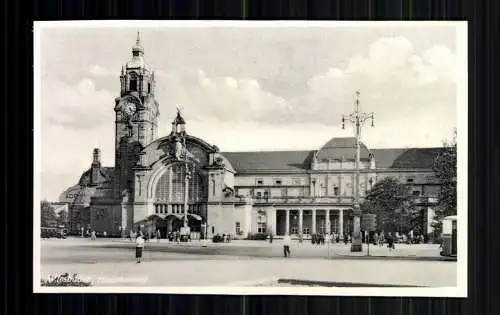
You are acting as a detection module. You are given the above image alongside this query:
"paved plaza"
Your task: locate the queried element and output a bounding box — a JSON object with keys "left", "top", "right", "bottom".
{"left": 39, "top": 238, "right": 457, "bottom": 287}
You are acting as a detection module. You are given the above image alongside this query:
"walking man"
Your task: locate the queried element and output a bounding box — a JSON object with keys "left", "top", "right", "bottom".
{"left": 283, "top": 233, "right": 291, "bottom": 258}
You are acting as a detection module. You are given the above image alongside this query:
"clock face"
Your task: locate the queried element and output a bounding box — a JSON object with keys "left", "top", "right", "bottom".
{"left": 122, "top": 102, "right": 136, "bottom": 117}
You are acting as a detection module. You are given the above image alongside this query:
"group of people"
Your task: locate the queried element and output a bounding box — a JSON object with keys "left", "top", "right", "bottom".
{"left": 280, "top": 230, "right": 428, "bottom": 257}
{"left": 372, "top": 231, "right": 426, "bottom": 247}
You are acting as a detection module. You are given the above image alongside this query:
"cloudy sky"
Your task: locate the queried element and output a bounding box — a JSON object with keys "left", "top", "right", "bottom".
{"left": 37, "top": 22, "right": 465, "bottom": 200}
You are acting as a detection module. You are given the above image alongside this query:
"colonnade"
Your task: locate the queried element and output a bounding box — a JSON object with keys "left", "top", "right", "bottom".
{"left": 277, "top": 208, "right": 350, "bottom": 236}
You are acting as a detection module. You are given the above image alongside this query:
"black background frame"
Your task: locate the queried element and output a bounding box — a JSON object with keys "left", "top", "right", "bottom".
{"left": 4, "top": 0, "right": 498, "bottom": 314}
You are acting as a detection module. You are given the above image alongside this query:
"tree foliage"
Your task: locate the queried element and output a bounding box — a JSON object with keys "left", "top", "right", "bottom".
{"left": 431, "top": 129, "right": 458, "bottom": 234}
{"left": 41, "top": 200, "right": 58, "bottom": 227}
{"left": 361, "top": 177, "right": 422, "bottom": 233}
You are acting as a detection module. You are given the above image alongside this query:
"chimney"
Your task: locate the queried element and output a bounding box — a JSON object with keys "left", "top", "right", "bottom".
{"left": 91, "top": 148, "right": 101, "bottom": 185}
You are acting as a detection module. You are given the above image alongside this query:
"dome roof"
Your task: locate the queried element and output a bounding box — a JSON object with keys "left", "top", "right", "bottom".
{"left": 126, "top": 56, "right": 151, "bottom": 72}
{"left": 316, "top": 137, "right": 371, "bottom": 161}
{"left": 77, "top": 167, "right": 114, "bottom": 186}
{"left": 125, "top": 32, "right": 150, "bottom": 71}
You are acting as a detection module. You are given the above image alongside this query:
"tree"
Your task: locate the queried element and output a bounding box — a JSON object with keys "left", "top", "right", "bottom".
{"left": 361, "top": 177, "right": 421, "bottom": 233}
{"left": 431, "top": 129, "right": 458, "bottom": 234}
{"left": 41, "top": 200, "right": 58, "bottom": 227}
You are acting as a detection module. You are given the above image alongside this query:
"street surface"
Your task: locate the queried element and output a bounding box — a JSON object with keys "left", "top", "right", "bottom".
{"left": 39, "top": 238, "right": 457, "bottom": 287}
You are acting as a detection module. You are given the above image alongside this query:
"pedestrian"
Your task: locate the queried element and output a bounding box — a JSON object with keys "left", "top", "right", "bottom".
{"left": 387, "top": 232, "right": 395, "bottom": 253}
{"left": 103, "top": 231, "right": 107, "bottom": 238}
{"left": 283, "top": 233, "right": 291, "bottom": 258}
{"left": 135, "top": 234, "right": 145, "bottom": 263}
{"left": 91, "top": 230, "right": 96, "bottom": 240}
{"left": 269, "top": 233, "right": 273, "bottom": 243}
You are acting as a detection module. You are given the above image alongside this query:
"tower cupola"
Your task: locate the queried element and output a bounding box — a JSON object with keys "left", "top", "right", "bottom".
{"left": 171, "top": 108, "right": 186, "bottom": 135}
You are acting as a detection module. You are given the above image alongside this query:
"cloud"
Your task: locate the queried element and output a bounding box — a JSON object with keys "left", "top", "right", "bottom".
{"left": 155, "top": 69, "right": 293, "bottom": 125}
{"left": 41, "top": 78, "right": 115, "bottom": 129}
{"left": 89, "top": 65, "right": 112, "bottom": 77}
{"left": 152, "top": 36, "right": 458, "bottom": 133}
{"left": 292, "top": 37, "right": 458, "bottom": 126}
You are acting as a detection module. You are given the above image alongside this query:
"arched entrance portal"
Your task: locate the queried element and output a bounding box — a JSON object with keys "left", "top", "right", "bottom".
{"left": 152, "top": 214, "right": 204, "bottom": 239}
{"left": 152, "top": 161, "right": 207, "bottom": 237}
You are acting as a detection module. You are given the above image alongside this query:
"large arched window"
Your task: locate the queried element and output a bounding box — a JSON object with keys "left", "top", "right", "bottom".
{"left": 154, "top": 163, "right": 205, "bottom": 203}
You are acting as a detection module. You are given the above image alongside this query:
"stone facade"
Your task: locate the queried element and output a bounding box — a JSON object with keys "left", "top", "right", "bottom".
{"left": 60, "top": 35, "right": 443, "bottom": 239}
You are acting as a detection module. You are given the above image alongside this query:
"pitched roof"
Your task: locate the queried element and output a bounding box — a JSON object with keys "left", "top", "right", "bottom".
{"left": 223, "top": 147, "right": 445, "bottom": 172}
{"left": 221, "top": 151, "right": 314, "bottom": 172}
{"left": 371, "top": 147, "right": 444, "bottom": 169}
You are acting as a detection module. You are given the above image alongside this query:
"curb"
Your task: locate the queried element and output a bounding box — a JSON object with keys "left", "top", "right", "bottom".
{"left": 330, "top": 254, "right": 457, "bottom": 262}
{"left": 277, "top": 279, "right": 426, "bottom": 287}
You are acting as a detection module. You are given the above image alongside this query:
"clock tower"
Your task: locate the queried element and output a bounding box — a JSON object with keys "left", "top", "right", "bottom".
{"left": 114, "top": 33, "right": 160, "bottom": 199}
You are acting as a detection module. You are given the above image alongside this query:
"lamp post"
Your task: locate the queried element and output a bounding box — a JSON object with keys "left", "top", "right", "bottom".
{"left": 341, "top": 90, "right": 375, "bottom": 252}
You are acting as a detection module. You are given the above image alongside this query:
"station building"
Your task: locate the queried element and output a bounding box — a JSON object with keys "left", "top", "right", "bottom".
{"left": 59, "top": 35, "right": 443, "bottom": 239}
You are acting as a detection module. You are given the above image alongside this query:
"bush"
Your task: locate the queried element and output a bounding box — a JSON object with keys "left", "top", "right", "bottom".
{"left": 41, "top": 273, "right": 92, "bottom": 287}
{"left": 246, "top": 233, "right": 268, "bottom": 240}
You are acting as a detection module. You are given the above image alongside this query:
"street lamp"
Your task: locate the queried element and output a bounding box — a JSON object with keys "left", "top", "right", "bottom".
{"left": 341, "top": 90, "right": 375, "bottom": 252}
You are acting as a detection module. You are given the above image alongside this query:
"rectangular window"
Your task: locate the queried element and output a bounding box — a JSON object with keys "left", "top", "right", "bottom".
{"left": 412, "top": 190, "right": 421, "bottom": 196}
{"left": 407, "top": 178, "right": 414, "bottom": 183}
{"left": 303, "top": 227, "right": 310, "bottom": 235}
{"left": 258, "top": 222, "right": 266, "bottom": 234}
{"left": 275, "top": 179, "right": 282, "bottom": 185}
{"left": 256, "top": 179, "right": 264, "bottom": 185}
{"left": 148, "top": 82, "right": 151, "bottom": 93}
{"left": 263, "top": 191, "right": 269, "bottom": 198}
{"left": 235, "top": 222, "right": 241, "bottom": 234}
{"left": 256, "top": 192, "right": 262, "bottom": 199}
{"left": 291, "top": 227, "right": 298, "bottom": 234}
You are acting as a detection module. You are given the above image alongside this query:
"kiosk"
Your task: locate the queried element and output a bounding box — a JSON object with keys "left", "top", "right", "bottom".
{"left": 440, "top": 215, "right": 457, "bottom": 257}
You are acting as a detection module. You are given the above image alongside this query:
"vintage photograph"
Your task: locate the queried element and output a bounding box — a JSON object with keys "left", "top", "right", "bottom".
{"left": 34, "top": 21, "right": 467, "bottom": 296}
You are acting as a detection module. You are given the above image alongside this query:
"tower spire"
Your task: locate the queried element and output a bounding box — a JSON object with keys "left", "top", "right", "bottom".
{"left": 132, "top": 31, "right": 144, "bottom": 56}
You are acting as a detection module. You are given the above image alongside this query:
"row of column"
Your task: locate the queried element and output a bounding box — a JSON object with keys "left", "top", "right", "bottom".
{"left": 155, "top": 204, "right": 183, "bottom": 214}
{"left": 284, "top": 209, "right": 344, "bottom": 235}
{"left": 155, "top": 204, "right": 202, "bottom": 215}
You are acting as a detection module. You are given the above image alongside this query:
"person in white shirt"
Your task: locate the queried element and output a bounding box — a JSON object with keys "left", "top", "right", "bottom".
{"left": 283, "top": 233, "right": 291, "bottom": 258}
{"left": 135, "top": 235, "right": 145, "bottom": 263}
